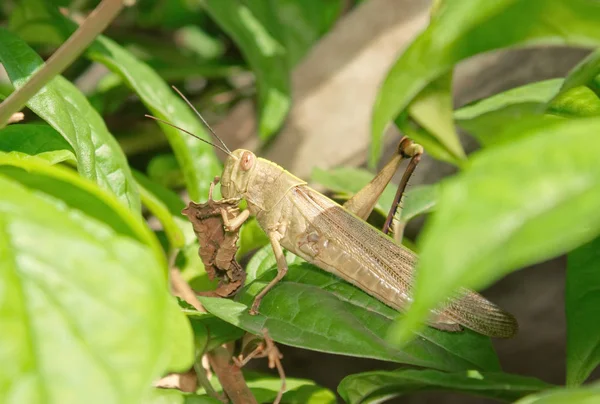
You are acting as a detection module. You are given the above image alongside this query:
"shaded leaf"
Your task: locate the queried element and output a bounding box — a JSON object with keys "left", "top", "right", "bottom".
{"left": 566, "top": 237, "right": 600, "bottom": 386}
{"left": 338, "top": 369, "right": 552, "bottom": 404}
{"left": 132, "top": 169, "right": 186, "bottom": 217}
{"left": 0, "top": 174, "right": 181, "bottom": 403}
{"left": 201, "top": 261, "right": 500, "bottom": 372}
{"left": 272, "top": 0, "right": 343, "bottom": 65}
{"left": 203, "top": 0, "right": 291, "bottom": 140}
{"left": 238, "top": 217, "right": 270, "bottom": 259}
{"left": 391, "top": 117, "right": 600, "bottom": 344}
{"left": 148, "top": 154, "right": 187, "bottom": 191}
{"left": 0, "top": 124, "right": 75, "bottom": 165}
{"left": 371, "top": 0, "right": 600, "bottom": 165}
{"left": 0, "top": 28, "right": 140, "bottom": 211}
{"left": 135, "top": 172, "right": 186, "bottom": 250}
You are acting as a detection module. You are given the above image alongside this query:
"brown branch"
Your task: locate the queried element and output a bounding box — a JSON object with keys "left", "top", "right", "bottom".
{"left": 207, "top": 346, "right": 258, "bottom": 404}
{"left": 0, "top": 0, "right": 127, "bottom": 127}
{"left": 233, "top": 330, "right": 286, "bottom": 404}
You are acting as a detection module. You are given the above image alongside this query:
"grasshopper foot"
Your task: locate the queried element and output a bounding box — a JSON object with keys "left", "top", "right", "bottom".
{"left": 249, "top": 299, "right": 262, "bottom": 315}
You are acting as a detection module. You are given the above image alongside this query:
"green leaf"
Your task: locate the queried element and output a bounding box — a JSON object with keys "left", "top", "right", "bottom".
{"left": 146, "top": 389, "right": 222, "bottom": 404}
{"left": 244, "top": 244, "right": 302, "bottom": 284}
{"left": 392, "top": 117, "right": 600, "bottom": 344}
{"left": 132, "top": 169, "right": 186, "bottom": 217}
{"left": 547, "top": 86, "right": 600, "bottom": 118}
{"left": 0, "top": 174, "right": 180, "bottom": 403}
{"left": 0, "top": 153, "right": 164, "bottom": 264}
{"left": 0, "top": 28, "right": 141, "bottom": 211}
{"left": 9, "top": 1, "right": 222, "bottom": 202}
{"left": 516, "top": 383, "right": 600, "bottom": 404}
{"left": 311, "top": 167, "right": 437, "bottom": 223}
{"left": 566, "top": 237, "right": 600, "bottom": 386}
{"left": 238, "top": 217, "right": 270, "bottom": 259}
{"left": 164, "top": 297, "right": 196, "bottom": 373}
{"left": 0, "top": 124, "right": 75, "bottom": 165}
{"left": 371, "top": 0, "right": 600, "bottom": 165}
{"left": 272, "top": 0, "right": 342, "bottom": 66}
{"left": 201, "top": 261, "right": 500, "bottom": 372}
{"left": 456, "top": 78, "right": 600, "bottom": 147}
{"left": 133, "top": 170, "right": 186, "bottom": 250}
{"left": 338, "top": 369, "right": 552, "bottom": 404}
{"left": 555, "top": 47, "right": 600, "bottom": 98}
{"left": 407, "top": 72, "right": 466, "bottom": 164}
{"left": 86, "top": 35, "right": 222, "bottom": 201}
{"left": 147, "top": 154, "right": 187, "bottom": 190}
{"left": 454, "top": 79, "right": 564, "bottom": 147}
{"left": 241, "top": 372, "right": 336, "bottom": 404}
{"left": 203, "top": 0, "right": 291, "bottom": 140}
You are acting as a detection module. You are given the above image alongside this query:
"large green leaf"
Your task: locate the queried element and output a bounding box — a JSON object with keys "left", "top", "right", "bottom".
{"left": 0, "top": 124, "right": 75, "bottom": 165}
{"left": 516, "top": 383, "right": 600, "bottom": 404}
{"left": 371, "top": 0, "right": 600, "bottom": 165}
{"left": 0, "top": 173, "right": 185, "bottom": 403}
{"left": 0, "top": 28, "right": 141, "bottom": 211}
{"left": 201, "top": 259, "right": 500, "bottom": 372}
{"left": 0, "top": 153, "right": 163, "bottom": 263}
{"left": 202, "top": 0, "right": 291, "bottom": 140}
{"left": 9, "top": 1, "right": 222, "bottom": 202}
{"left": 338, "top": 369, "right": 552, "bottom": 404}
{"left": 566, "top": 237, "right": 600, "bottom": 386}
{"left": 391, "top": 117, "right": 600, "bottom": 343}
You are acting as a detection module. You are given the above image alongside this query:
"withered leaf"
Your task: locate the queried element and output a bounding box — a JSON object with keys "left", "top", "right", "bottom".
{"left": 182, "top": 181, "right": 246, "bottom": 298}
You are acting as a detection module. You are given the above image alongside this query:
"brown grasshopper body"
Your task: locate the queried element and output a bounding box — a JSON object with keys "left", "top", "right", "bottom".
{"left": 220, "top": 149, "right": 518, "bottom": 338}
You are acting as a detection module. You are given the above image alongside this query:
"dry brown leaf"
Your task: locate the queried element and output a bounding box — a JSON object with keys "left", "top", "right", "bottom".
{"left": 181, "top": 179, "right": 246, "bottom": 298}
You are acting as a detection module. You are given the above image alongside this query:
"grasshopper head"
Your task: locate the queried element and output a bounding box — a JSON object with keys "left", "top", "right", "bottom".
{"left": 221, "top": 149, "right": 256, "bottom": 199}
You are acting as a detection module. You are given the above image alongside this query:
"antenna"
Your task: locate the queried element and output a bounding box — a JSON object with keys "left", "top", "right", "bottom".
{"left": 171, "top": 85, "right": 232, "bottom": 154}
{"left": 145, "top": 114, "right": 234, "bottom": 157}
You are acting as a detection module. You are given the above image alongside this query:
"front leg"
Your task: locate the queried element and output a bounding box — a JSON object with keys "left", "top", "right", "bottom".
{"left": 220, "top": 208, "right": 250, "bottom": 232}
{"left": 249, "top": 231, "right": 288, "bottom": 315}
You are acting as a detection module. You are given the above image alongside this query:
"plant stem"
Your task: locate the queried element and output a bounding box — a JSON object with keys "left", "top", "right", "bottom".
{"left": 0, "top": 0, "right": 126, "bottom": 127}
{"left": 207, "top": 346, "right": 258, "bottom": 404}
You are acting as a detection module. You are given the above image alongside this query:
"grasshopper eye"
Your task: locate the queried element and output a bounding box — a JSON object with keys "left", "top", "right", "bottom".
{"left": 240, "top": 151, "right": 255, "bottom": 171}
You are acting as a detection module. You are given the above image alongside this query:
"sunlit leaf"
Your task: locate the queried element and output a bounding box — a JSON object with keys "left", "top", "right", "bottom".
{"left": 392, "top": 117, "right": 600, "bottom": 343}
{"left": 372, "top": 0, "right": 600, "bottom": 165}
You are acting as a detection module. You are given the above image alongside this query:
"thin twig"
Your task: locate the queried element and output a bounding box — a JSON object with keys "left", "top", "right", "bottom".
{"left": 0, "top": 0, "right": 126, "bottom": 127}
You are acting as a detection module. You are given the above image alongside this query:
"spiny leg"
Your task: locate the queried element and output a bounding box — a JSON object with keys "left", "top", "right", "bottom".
{"left": 249, "top": 232, "right": 288, "bottom": 315}
{"left": 382, "top": 138, "right": 423, "bottom": 235}
{"left": 343, "top": 140, "right": 406, "bottom": 220}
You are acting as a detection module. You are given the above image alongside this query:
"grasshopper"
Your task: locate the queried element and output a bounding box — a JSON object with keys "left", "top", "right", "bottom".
{"left": 148, "top": 88, "right": 518, "bottom": 338}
